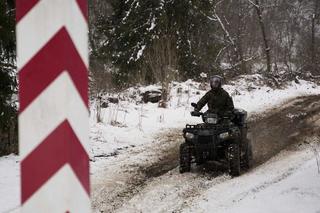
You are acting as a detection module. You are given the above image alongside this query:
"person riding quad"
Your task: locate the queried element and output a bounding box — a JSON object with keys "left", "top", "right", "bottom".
{"left": 194, "top": 75, "right": 234, "bottom": 116}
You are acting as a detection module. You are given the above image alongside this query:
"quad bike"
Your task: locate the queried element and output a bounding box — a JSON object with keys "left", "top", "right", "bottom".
{"left": 179, "top": 103, "right": 253, "bottom": 176}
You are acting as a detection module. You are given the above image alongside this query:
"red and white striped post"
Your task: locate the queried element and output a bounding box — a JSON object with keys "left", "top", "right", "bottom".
{"left": 17, "top": 0, "right": 90, "bottom": 212}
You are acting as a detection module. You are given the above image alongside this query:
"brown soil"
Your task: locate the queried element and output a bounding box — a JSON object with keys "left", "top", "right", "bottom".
{"left": 249, "top": 95, "right": 320, "bottom": 165}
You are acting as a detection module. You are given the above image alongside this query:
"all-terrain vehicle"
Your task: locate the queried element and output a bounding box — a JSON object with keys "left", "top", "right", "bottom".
{"left": 179, "top": 103, "right": 253, "bottom": 176}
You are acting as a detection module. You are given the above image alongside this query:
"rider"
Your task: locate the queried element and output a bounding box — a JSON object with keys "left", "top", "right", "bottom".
{"left": 194, "top": 75, "right": 234, "bottom": 116}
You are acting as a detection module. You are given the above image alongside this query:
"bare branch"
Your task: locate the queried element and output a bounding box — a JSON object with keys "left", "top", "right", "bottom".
{"left": 193, "top": 5, "right": 217, "bottom": 22}
{"left": 223, "top": 55, "right": 259, "bottom": 71}
{"left": 212, "top": 2, "right": 239, "bottom": 59}
{"left": 215, "top": 46, "right": 227, "bottom": 63}
{"left": 246, "top": 0, "right": 259, "bottom": 8}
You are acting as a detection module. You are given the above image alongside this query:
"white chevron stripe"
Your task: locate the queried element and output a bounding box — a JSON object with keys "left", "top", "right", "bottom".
{"left": 16, "top": 0, "right": 88, "bottom": 70}
{"left": 21, "top": 164, "right": 91, "bottom": 212}
{"left": 19, "top": 72, "right": 89, "bottom": 159}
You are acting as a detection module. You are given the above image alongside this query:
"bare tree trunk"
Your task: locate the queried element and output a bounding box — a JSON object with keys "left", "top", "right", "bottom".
{"left": 311, "top": 0, "right": 319, "bottom": 72}
{"left": 236, "top": 0, "right": 247, "bottom": 74}
{"left": 311, "top": 14, "right": 315, "bottom": 68}
{"left": 248, "top": 0, "right": 278, "bottom": 86}
{"left": 254, "top": 0, "right": 271, "bottom": 73}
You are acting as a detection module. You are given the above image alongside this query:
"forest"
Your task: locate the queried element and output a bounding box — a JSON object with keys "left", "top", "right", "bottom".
{"left": 1, "top": 0, "right": 320, "bottom": 154}
{"left": 89, "top": 0, "right": 320, "bottom": 91}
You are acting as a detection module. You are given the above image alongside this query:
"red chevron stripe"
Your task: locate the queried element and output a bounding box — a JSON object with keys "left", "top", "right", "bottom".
{"left": 76, "top": 0, "right": 88, "bottom": 19}
{"left": 19, "top": 27, "right": 88, "bottom": 113}
{"left": 21, "top": 120, "right": 90, "bottom": 203}
{"left": 16, "top": 0, "right": 88, "bottom": 22}
{"left": 16, "top": 0, "right": 39, "bottom": 22}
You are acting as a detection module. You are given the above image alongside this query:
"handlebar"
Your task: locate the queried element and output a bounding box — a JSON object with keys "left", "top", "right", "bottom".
{"left": 190, "top": 102, "right": 234, "bottom": 119}
{"left": 190, "top": 111, "right": 203, "bottom": 117}
{"left": 191, "top": 110, "right": 234, "bottom": 118}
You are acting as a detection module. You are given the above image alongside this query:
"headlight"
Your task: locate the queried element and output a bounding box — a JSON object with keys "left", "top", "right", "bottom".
{"left": 185, "top": 132, "right": 194, "bottom": 140}
{"left": 219, "top": 132, "right": 229, "bottom": 139}
{"left": 207, "top": 117, "right": 218, "bottom": 124}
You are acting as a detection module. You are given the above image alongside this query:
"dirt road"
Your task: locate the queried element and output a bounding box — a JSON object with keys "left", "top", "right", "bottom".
{"left": 250, "top": 95, "right": 320, "bottom": 165}
{"left": 92, "top": 95, "right": 320, "bottom": 213}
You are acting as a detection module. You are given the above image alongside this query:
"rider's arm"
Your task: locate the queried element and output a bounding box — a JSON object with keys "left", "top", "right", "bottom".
{"left": 226, "top": 95, "right": 234, "bottom": 111}
{"left": 196, "top": 92, "right": 210, "bottom": 111}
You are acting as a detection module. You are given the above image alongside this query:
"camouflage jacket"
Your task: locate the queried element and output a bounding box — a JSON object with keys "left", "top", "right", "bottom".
{"left": 196, "top": 88, "right": 234, "bottom": 115}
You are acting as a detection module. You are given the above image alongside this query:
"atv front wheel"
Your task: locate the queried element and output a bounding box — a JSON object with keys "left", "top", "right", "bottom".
{"left": 195, "top": 150, "right": 204, "bottom": 165}
{"left": 228, "top": 143, "right": 240, "bottom": 177}
{"left": 179, "top": 143, "right": 191, "bottom": 173}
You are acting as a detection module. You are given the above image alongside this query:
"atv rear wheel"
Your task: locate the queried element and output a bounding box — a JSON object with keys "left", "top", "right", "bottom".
{"left": 228, "top": 143, "right": 240, "bottom": 177}
{"left": 243, "top": 139, "right": 253, "bottom": 169}
{"left": 179, "top": 143, "right": 191, "bottom": 173}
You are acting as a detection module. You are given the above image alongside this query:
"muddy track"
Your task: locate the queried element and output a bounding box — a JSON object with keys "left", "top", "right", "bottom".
{"left": 92, "top": 95, "right": 320, "bottom": 213}
{"left": 249, "top": 95, "right": 320, "bottom": 165}
{"left": 91, "top": 130, "right": 181, "bottom": 212}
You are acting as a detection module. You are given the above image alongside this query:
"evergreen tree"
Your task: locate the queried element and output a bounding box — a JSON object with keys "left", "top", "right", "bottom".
{"left": 0, "top": 0, "right": 17, "bottom": 155}
{"left": 97, "top": 0, "right": 222, "bottom": 87}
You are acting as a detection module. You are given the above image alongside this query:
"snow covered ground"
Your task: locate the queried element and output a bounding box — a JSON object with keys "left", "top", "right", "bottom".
{"left": 1, "top": 75, "right": 320, "bottom": 212}
{"left": 89, "top": 75, "right": 320, "bottom": 174}
{"left": 185, "top": 138, "right": 320, "bottom": 213}
{"left": 0, "top": 155, "right": 20, "bottom": 213}
{"left": 115, "top": 137, "right": 320, "bottom": 213}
